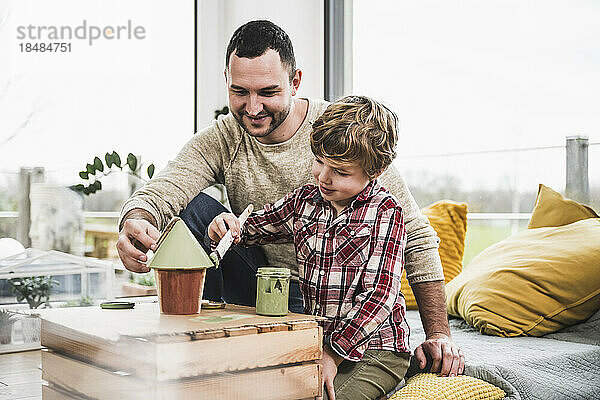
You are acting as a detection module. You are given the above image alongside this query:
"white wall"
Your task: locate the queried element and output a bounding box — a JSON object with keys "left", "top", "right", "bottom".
{"left": 198, "top": 0, "right": 324, "bottom": 129}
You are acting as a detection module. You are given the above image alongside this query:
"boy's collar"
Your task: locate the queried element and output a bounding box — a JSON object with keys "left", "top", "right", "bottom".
{"left": 354, "top": 179, "right": 381, "bottom": 203}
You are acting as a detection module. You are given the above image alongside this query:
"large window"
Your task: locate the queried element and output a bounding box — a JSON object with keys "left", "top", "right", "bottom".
{"left": 353, "top": 1, "right": 600, "bottom": 263}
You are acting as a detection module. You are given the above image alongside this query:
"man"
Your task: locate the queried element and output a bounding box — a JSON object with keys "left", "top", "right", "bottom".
{"left": 117, "top": 20, "right": 464, "bottom": 398}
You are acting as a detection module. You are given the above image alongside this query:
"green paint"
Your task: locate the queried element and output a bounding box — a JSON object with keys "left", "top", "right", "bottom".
{"left": 147, "top": 219, "right": 214, "bottom": 269}
{"left": 255, "top": 267, "right": 290, "bottom": 316}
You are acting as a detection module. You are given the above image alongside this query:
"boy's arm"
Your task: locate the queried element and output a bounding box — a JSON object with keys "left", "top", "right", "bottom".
{"left": 237, "top": 188, "right": 302, "bottom": 246}
{"left": 327, "top": 206, "right": 405, "bottom": 362}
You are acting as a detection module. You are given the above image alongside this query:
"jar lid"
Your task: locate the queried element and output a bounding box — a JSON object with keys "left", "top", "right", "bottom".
{"left": 256, "top": 267, "right": 291, "bottom": 278}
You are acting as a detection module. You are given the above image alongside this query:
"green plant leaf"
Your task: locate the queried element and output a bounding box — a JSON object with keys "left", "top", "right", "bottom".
{"left": 86, "top": 163, "right": 95, "bottom": 175}
{"left": 147, "top": 164, "right": 155, "bottom": 179}
{"left": 127, "top": 153, "right": 137, "bottom": 172}
{"left": 94, "top": 181, "right": 102, "bottom": 191}
{"left": 93, "top": 156, "right": 104, "bottom": 172}
{"left": 105, "top": 152, "right": 113, "bottom": 168}
{"left": 71, "top": 184, "right": 85, "bottom": 192}
{"left": 79, "top": 171, "right": 89, "bottom": 180}
{"left": 113, "top": 151, "right": 122, "bottom": 168}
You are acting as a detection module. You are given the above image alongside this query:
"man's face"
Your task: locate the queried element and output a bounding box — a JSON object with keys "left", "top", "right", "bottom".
{"left": 226, "top": 49, "right": 298, "bottom": 139}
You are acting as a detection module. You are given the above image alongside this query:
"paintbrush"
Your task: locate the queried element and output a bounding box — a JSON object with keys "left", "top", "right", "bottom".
{"left": 209, "top": 204, "right": 254, "bottom": 267}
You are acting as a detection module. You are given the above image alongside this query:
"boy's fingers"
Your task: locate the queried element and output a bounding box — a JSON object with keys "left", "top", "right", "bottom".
{"left": 216, "top": 218, "right": 228, "bottom": 237}
{"left": 325, "top": 379, "right": 336, "bottom": 400}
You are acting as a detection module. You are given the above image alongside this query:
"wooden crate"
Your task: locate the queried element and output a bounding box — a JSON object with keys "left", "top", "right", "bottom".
{"left": 39, "top": 303, "right": 323, "bottom": 399}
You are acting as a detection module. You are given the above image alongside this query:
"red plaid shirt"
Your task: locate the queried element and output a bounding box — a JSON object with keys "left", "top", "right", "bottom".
{"left": 242, "top": 180, "right": 410, "bottom": 361}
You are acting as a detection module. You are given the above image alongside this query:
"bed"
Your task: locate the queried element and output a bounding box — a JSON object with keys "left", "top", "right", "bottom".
{"left": 403, "top": 309, "right": 600, "bottom": 400}
{"left": 390, "top": 185, "right": 600, "bottom": 399}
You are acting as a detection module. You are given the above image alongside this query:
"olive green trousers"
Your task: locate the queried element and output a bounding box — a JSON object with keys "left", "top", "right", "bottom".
{"left": 323, "top": 350, "right": 411, "bottom": 400}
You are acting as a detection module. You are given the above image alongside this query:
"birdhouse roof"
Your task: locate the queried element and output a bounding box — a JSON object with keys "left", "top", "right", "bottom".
{"left": 147, "top": 218, "right": 214, "bottom": 269}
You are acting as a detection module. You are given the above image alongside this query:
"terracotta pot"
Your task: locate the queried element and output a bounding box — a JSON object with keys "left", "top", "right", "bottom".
{"left": 154, "top": 268, "right": 207, "bottom": 315}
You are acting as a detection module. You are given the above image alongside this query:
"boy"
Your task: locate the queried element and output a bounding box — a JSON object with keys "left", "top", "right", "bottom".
{"left": 208, "top": 95, "right": 409, "bottom": 400}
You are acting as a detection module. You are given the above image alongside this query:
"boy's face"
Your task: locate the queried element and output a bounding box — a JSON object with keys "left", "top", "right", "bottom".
{"left": 312, "top": 156, "right": 371, "bottom": 212}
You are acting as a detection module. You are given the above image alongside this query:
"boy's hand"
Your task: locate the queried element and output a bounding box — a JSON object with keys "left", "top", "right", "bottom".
{"left": 207, "top": 212, "right": 242, "bottom": 244}
{"left": 316, "top": 345, "right": 343, "bottom": 400}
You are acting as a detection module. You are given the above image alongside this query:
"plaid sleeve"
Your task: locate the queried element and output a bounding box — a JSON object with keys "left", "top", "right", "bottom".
{"left": 328, "top": 205, "right": 406, "bottom": 361}
{"left": 239, "top": 187, "right": 302, "bottom": 246}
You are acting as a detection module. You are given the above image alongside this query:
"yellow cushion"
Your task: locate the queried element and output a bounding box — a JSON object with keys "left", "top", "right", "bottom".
{"left": 446, "top": 218, "right": 600, "bottom": 337}
{"left": 528, "top": 184, "right": 598, "bottom": 229}
{"left": 390, "top": 373, "right": 505, "bottom": 400}
{"left": 402, "top": 201, "right": 468, "bottom": 309}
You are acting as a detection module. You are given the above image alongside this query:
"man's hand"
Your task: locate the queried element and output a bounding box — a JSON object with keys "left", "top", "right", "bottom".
{"left": 316, "top": 345, "right": 343, "bottom": 400}
{"left": 414, "top": 333, "right": 464, "bottom": 377}
{"left": 207, "top": 212, "right": 241, "bottom": 244}
{"left": 117, "top": 212, "right": 160, "bottom": 273}
{"left": 411, "top": 280, "right": 465, "bottom": 376}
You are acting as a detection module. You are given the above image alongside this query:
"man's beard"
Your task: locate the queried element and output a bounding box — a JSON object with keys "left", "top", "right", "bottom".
{"left": 233, "top": 103, "right": 291, "bottom": 138}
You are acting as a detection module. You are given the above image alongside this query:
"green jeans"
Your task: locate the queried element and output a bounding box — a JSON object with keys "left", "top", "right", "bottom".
{"left": 323, "top": 350, "right": 411, "bottom": 400}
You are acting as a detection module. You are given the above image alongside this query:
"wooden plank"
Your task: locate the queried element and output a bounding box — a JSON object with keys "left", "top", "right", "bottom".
{"left": 0, "top": 381, "right": 41, "bottom": 400}
{"left": 39, "top": 303, "right": 320, "bottom": 342}
{"left": 224, "top": 326, "right": 258, "bottom": 337}
{"left": 0, "top": 351, "right": 40, "bottom": 375}
{"left": 257, "top": 323, "right": 289, "bottom": 333}
{"left": 0, "top": 370, "right": 40, "bottom": 385}
{"left": 288, "top": 321, "right": 319, "bottom": 331}
{"left": 43, "top": 350, "right": 321, "bottom": 400}
{"left": 43, "top": 384, "right": 78, "bottom": 400}
{"left": 41, "top": 321, "right": 154, "bottom": 378}
{"left": 154, "top": 326, "right": 322, "bottom": 379}
{"left": 187, "top": 330, "right": 226, "bottom": 340}
{"left": 43, "top": 321, "right": 321, "bottom": 380}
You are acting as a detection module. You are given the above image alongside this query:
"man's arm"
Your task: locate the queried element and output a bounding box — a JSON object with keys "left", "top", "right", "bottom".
{"left": 378, "top": 166, "right": 444, "bottom": 284}
{"left": 412, "top": 280, "right": 464, "bottom": 376}
{"left": 116, "top": 208, "right": 160, "bottom": 273}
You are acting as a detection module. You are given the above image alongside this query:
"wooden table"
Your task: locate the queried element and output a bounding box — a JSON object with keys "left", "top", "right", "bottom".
{"left": 39, "top": 303, "right": 323, "bottom": 399}
{"left": 0, "top": 350, "right": 41, "bottom": 400}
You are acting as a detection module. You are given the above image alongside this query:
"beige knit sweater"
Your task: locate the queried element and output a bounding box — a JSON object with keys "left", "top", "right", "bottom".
{"left": 120, "top": 98, "right": 443, "bottom": 284}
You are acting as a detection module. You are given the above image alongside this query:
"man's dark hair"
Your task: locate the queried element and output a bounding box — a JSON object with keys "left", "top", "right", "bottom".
{"left": 225, "top": 20, "right": 296, "bottom": 81}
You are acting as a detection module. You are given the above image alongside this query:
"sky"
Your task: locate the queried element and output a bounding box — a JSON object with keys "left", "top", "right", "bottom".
{"left": 1, "top": 0, "right": 599, "bottom": 198}
{"left": 353, "top": 0, "right": 600, "bottom": 192}
{"left": 0, "top": 0, "right": 194, "bottom": 190}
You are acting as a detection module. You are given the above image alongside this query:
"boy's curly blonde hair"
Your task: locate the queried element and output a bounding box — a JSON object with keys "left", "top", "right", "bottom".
{"left": 310, "top": 95, "right": 398, "bottom": 179}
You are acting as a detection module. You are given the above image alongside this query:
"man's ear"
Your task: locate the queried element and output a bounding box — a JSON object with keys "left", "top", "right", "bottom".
{"left": 291, "top": 69, "right": 302, "bottom": 96}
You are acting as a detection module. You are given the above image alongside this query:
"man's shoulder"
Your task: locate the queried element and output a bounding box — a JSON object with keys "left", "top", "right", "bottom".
{"left": 306, "top": 98, "right": 330, "bottom": 116}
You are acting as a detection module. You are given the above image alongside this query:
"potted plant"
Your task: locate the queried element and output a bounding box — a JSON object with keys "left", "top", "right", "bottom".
{"left": 8, "top": 276, "right": 59, "bottom": 343}
{"left": 60, "top": 296, "right": 95, "bottom": 308}
{"left": 70, "top": 151, "right": 155, "bottom": 195}
{"left": 0, "top": 309, "right": 17, "bottom": 345}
